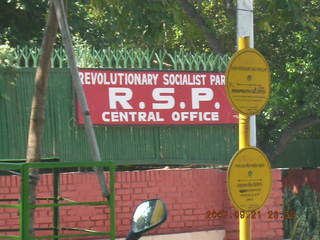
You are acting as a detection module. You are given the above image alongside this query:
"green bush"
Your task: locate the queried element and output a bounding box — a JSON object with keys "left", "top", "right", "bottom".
{"left": 284, "top": 184, "right": 320, "bottom": 240}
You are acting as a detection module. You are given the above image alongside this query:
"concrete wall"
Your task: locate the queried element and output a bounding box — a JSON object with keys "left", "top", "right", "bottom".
{"left": 116, "top": 230, "right": 226, "bottom": 240}
{"left": 0, "top": 168, "right": 283, "bottom": 239}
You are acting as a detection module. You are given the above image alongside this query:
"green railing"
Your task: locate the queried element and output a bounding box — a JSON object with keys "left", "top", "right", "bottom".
{"left": 14, "top": 46, "right": 230, "bottom": 71}
{"left": 0, "top": 161, "right": 116, "bottom": 240}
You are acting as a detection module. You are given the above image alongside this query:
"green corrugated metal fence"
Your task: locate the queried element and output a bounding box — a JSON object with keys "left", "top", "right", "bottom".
{"left": 0, "top": 68, "right": 237, "bottom": 165}
{"left": 1, "top": 47, "right": 237, "bottom": 165}
{"left": 3, "top": 47, "right": 319, "bottom": 167}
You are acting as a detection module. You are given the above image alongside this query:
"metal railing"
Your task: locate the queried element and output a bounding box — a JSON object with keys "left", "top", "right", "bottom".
{"left": 13, "top": 46, "right": 230, "bottom": 71}
{"left": 0, "top": 161, "right": 116, "bottom": 240}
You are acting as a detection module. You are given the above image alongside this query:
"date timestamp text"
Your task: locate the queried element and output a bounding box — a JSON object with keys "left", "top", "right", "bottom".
{"left": 206, "top": 209, "right": 296, "bottom": 220}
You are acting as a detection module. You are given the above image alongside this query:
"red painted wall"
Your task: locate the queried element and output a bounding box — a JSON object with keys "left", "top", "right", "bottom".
{"left": 282, "top": 169, "right": 320, "bottom": 193}
{"left": 0, "top": 168, "right": 283, "bottom": 239}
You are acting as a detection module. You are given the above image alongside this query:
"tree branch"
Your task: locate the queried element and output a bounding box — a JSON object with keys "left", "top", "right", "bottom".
{"left": 269, "top": 116, "right": 320, "bottom": 162}
{"left": 177, "top": 0, "right": 226, "bottom": 55}
{"left": 223, "top": 0, "right": 236, "bottom": 19}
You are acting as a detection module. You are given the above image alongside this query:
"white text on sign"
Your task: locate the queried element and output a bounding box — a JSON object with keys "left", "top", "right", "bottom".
{"left": 77, "top": 70, "right": 236, "bottom": 125}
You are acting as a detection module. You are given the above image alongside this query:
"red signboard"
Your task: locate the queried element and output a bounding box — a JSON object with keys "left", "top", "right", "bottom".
{"left": 77, "top": 69, "right": 237, "bottom": 125}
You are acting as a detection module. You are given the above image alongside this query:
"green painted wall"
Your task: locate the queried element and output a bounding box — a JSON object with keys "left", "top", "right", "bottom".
{"left": 0, "top": 68, "right": 237, "bottom": 165}
{"left": 273, "top": 139, "right": 320, "bottom": 168}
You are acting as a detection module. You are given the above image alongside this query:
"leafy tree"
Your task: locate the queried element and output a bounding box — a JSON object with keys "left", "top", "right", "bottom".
{"left": 72, "top": 0, "right": 235, "bottom": 53}
{"left": 0, "top": 0, "right": 47, "bottom": 46}
{"left": 255, "top": 0, "right": 320, "bottom": 161}
{"left": 0, "top": 0, "right": 235, "bottom": 53}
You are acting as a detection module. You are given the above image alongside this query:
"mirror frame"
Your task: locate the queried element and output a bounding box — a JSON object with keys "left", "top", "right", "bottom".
{"left": 131, "top": 198, "right": 168, "bottom": 234}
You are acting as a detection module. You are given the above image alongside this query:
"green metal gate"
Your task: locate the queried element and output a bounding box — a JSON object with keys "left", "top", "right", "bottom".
{"left": 0, "top": 161, "right": 116, "bottom": 240}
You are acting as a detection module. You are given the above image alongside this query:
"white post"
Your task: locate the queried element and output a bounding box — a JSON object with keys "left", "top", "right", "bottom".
{"left": 237, "top": 0, "right": 256, "bottom": 147}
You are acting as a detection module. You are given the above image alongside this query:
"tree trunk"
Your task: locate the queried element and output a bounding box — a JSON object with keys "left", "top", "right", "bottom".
{"left": 178, "top": 0, "right": 226, "bottom": 55}
{"left": 26, "top": 0, "right": 58, "bottom": 236}
{"left": 268, "top": 116, "right": 320, "bottom": 162}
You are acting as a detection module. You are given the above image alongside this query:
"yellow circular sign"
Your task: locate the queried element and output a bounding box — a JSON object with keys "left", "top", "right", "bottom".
{"left": 227, "top": 147, "right": 272, "bottom": 211}
{"left": 225, "top": 48, "right": 271, "bottom": 116}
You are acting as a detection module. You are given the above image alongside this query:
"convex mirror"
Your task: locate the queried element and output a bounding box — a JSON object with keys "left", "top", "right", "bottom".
{"left": 132, "top": 199, "right": 167, "bottom": 233}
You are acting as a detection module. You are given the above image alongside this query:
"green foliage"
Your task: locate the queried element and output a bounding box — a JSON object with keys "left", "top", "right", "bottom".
{"left": 1, "top": 0, "right": 233, "bottom": 71}
{"left": 1, "top": 1, "right": 235, "bottom": 53}
{"left": 0, "top": 42, "right": 17, "bottom": 101}
{"left": 284, "top": 184, "right": 320, "bottom": 240}
{"left": 0, "top": 42, "right": 16, "bottom": 68}
{"left": 68, "top": 0, "right": 178, "bottom": 50}
{"left": 0, "top": 0, "right": 47, "bottom": 46}
{"left": 255, "top": 0, "right": 320, "bottom": 148}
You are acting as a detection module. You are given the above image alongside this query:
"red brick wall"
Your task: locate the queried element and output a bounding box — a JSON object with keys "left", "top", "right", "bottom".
{"left": 283, "top": 169, "right": 320, "bottom": 193}
{"left": 0, "top": 168, "right": 283, "bottom": 239}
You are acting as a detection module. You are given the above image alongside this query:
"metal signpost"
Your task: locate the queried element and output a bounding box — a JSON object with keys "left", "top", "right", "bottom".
{"left": 227, "top": 147, "right": 272, "bottom": 211}
{"left": 226, "top": 36, "right": 272, "bottom": 240}
{"left": 225, "top": 48, "right": 271, "bottom": 116}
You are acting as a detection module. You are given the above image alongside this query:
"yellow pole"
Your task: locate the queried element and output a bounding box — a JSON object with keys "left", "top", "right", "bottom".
{"left": 238, "top": 36, "right": 251, "bottom": 240}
